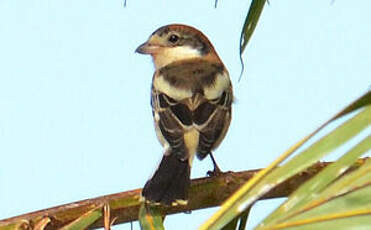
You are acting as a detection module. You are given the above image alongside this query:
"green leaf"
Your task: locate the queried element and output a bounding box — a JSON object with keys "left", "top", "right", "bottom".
{"left": 222, "top": 207, "right": 251, "bottom": 230}
{"left": 60, "top": 206, "right": 102, "bottom": 230}
{"left": 272, "top": 214, "right": 371, "bottom": 230}
{"left": 259, "top": 136, "right": 371, "bottom": 228}
{"left": 239, "top": 0, "right": 267, "bottom": 81}
{"left": 237, "top": 208, "right": 250, "bottom": 230}
{"left": 332, "top": 90, "right": 371, "bottom": 121}
{"left": 240, "top": 0, "right": 267, "bottom": 55}
{"left": 265, "top": 184, "right": 371, "bottom": 229}
{"left": 139, "top": 204, "right": 165, "bottom": 230}
{"left": 319, "top": 157, "right": 371, "bottom": 199}
{"left": 200, "top": 90, "right": 371, "bottom": 230}
{"left": 221, "top": 215, "right": 238, "bottom": 230}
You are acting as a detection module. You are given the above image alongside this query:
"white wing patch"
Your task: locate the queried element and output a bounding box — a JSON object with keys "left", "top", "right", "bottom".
{"left": 203, "top": 72, "right": 230, "bottom": 100}
{"left": 153, "top": 75, "right": 193, "bottom": 101}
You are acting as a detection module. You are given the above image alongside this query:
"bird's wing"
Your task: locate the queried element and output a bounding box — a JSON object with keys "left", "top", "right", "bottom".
{"left": 151, "top": 87, "right": 193, "bottom": 161}
{"left": 194, "top": 76, "right": 233, "bottom": 160}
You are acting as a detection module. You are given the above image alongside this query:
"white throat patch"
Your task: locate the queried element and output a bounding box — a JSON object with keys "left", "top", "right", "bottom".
{"left": 153, "top": 46, "right": 202, "bottom": 69}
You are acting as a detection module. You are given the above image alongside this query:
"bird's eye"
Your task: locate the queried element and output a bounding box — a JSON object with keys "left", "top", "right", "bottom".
{"left": 168, "top": 34, "right": 179, "bottom": 44}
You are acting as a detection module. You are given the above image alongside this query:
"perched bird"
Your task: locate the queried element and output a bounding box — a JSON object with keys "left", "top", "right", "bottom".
{"left": 136, "top": 24, "right": 233, "bottom": 206}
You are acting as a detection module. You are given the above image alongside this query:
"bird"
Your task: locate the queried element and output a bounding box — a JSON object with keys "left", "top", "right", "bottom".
{"left": 136, "top": 24, "right": 233, "bottom": 206}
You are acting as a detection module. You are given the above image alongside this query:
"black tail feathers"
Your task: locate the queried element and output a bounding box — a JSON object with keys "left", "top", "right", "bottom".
{"left": 142, "top": 152, "right": 190, "bottom": 205}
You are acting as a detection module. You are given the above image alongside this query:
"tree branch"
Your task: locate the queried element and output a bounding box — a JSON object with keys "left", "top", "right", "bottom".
{"left": 0, "top": 159, "right": 367, "bottom": 229}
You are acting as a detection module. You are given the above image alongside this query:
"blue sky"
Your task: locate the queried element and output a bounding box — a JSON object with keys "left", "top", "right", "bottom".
{"left": 0, "top": 0, "right": 370, "bottom": 229}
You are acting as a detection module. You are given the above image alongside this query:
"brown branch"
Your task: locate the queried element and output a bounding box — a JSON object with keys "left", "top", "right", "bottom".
{"left": 0, "top": 159, "right": 367, "bottom": 229}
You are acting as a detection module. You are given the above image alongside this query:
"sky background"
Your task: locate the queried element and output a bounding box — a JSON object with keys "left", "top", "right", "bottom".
{"left": 0, "top": 0, "right": 370, "bottom": 229}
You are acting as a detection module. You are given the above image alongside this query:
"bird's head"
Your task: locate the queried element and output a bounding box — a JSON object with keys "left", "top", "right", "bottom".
{"left": 136, "top": 24, "right": 221, "bottom": 69}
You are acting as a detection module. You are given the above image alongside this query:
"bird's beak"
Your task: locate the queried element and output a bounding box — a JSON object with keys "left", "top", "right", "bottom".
{"left": 135, "top": 42, "right": 159, "bottom": 55}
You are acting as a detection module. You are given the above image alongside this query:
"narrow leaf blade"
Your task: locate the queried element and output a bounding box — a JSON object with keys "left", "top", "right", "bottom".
{"left": 60, "top": 206, "right": 102, "bottom": 230}
{"left": 139, "top": 204, "right": 165, "bottom": 230}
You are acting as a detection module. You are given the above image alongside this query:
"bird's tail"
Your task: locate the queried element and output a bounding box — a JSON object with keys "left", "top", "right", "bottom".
{"left": 142, "top": 151, "right": 191, "bottom": 206}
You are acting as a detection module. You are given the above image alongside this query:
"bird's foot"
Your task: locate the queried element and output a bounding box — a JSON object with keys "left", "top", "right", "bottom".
{"left": 207, "top": 165, "right": 223, "bottom": 177}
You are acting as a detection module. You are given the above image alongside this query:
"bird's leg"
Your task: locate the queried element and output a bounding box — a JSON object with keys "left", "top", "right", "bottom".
{"left": 207, "top": 152, "right": 222, "bottom": 177}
